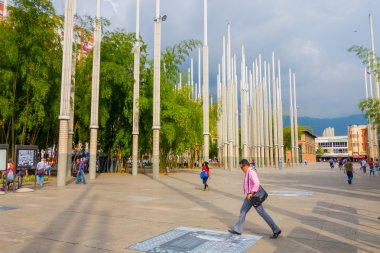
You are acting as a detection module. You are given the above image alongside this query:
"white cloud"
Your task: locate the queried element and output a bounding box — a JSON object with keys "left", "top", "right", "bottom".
{"left": 51, "top": 0, "right": 380, "bottom": 118}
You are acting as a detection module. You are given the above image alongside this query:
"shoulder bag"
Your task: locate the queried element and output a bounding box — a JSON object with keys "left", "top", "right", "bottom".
{"left": 247, "top": 170, "right": 268, "bottom": 207}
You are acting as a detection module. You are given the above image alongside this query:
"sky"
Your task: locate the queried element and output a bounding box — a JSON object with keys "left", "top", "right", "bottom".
{"left": 51, "top": 0, "right": 380, "bottom": 118}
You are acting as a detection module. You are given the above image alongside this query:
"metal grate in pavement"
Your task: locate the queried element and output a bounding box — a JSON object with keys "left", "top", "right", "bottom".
{"left": 128, "top": 227, "right": 261, "bottom": 253}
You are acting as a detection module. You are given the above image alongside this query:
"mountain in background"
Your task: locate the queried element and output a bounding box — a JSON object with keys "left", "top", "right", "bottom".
{"left": 283, "top": 114, "right": 367, "bottom": 136}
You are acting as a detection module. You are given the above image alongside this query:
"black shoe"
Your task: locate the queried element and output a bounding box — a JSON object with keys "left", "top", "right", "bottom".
{"left": 228, "top": 229, "right": 241, "bottom": 235}
{"left": 270, "top": 230, "right": 281, "bottom": 239}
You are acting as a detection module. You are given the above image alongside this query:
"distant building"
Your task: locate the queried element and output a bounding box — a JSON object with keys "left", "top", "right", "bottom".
{"left": 299, "top": 130, "right": 317, "bottom": 163}
{"left": 347, "top": 125, "right": 368, "bottom": 160}
{"left": 323, "top": 127, "right": 335, "bottom": 137}
{"left": 315, "top": 136, "right": 348, "bottom": 159}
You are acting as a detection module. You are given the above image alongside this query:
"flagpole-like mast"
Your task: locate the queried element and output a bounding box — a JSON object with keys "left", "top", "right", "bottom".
{"left": 272, "top": 52, "right": 279, "bottom": 168}
{"left": 293, "top": 73, "right": 299, "bottom": 166}
{"left": 89, "top": 0, "right": 102, "bottom": 180}
{"left": 67, "top": 0, "right": 78, "bottom": 178}
{"left": 203, "top": 0, "right": 210, "bottom": 163}
{"left": 152, "top": 0, "right": 162, "bottom": 179}
{"left": 268, "top": 63, "right": 274, "bottom": 167}
{"left": 132, "top": 0, "right": 141, "bottom": 176}
{"left": 369, "top": 14, "right": 379, "bottom": 160}
{"left": 278, "top": 60, "right": 284, "bottom": 164}
{"left": 57, "top": 0, "right": 75, "bottom": 186}
{"left": 289, "top": 69, "right": 295, "bottom": 166}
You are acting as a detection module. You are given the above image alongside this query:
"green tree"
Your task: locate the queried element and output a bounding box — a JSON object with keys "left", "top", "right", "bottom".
{"left": 0, "top": 0, "right": 62, "bottom": 157}
{"left": 349, "top": 45, "right": 380, "bottom": 128}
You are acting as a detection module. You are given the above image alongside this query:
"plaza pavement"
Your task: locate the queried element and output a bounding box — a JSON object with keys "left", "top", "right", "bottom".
{"left": 0, "top": 162, "right": 379, "bottom": 253}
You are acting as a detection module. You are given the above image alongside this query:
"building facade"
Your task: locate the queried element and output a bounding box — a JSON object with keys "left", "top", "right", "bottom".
{"left": 315, "top": 136, "right": 349, "bottom": 160}
{"left": 299, "top": 130, "right": 317, "bottom": 163}
{"left": 347, "top": 125, "right": 368, "bottom": 160}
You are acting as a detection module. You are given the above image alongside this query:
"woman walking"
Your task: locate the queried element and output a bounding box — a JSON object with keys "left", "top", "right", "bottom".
{"left": 201, "top": 162, "right": 210, "bottom": 191}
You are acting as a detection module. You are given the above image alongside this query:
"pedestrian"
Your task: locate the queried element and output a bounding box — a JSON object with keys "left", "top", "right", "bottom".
{"left": 76, "top": 157, "right": 87, "bottom": 184}
{"left": 304, "top": 159, "right": 308, "bottom": 165}
{"left": 361, "top": 159, "right": 367, "bottom": 173}
{"left": 329, "top": 158, "right": 334, "bottom": 169}
{"left": 368, "top": 158, "right": 375, "bottom": 177}
{"left": 201, "top": 161, "right": 210, "bottom": 191}
{"left": 286, "top": 159, "right": 290, "bottom": 167}
{"left": 344, "top": 158, "right": 354, "bottom": 184}
{"left": 338, "top": 159, "right": 343, "bottom": 171}
{"left": 250, "top": 160, "right": 256, "bottom": 169}
{"left": 278, "top": 159, "right": 283, "bottom": 170}
{"left": 375, "top": 159, "right": 379, "bottom": 175}
{"left": 36, "top": 159, "right": 46, "bottom": 187}
{"left": 5, "top": 160, "right": 15, "bottom": 190}
{"left": 228, "top": 159, "right": 281, "bottom": 239}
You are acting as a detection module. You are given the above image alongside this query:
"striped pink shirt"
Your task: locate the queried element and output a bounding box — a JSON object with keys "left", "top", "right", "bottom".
{"left": 244, "top": 168, "right": 260, "bottom": 194}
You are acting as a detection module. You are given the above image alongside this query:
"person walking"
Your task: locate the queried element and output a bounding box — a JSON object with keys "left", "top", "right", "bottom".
{"left": 344, "top": 158, "right": 354, "bottom": 184}
{"left": 76, "top": 157, "right": 87, "bottom": 184}
{"left": 228, "top": 159, "right": 281, "bottom": 239}
{"left": 36, "top": 159, "right": 46, "bottom": 187}
{"left": 375, "top": 159, "right": 379, "bottom": 175}
{"left": 278, "top": 159, "right": 283, "bottom": 170}
{"left": 201, "top": 162, "right": 210, "bottom": 191}
{"left": 5, "top": 160, "right": 15, "bottom": 190}
{"left": 368, "top": 158, "right": 375, "bottom": 177}
{"left": 338, "top": 159, "right": 344, "bottom": 171}
{"left": 361, "top": 159, "right": 367, "bottom": 173}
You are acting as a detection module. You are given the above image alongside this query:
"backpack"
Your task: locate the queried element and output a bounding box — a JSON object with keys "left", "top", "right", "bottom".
{"left": 37, "top": 168, "right": 44, "bottom": 175}
{"left": 7, "top": 170, "right": 14, "bottom": 181}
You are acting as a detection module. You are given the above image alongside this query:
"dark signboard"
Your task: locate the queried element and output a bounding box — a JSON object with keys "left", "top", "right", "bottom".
{"left": 15, "top": 145, "right": 38, "bottom": 171}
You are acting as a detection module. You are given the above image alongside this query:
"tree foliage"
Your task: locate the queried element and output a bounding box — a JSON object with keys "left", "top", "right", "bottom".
{"left": 0, "top": 0, "right": 62, "bottom": 158}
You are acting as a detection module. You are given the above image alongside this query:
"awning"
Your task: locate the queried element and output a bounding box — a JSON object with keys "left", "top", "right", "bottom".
{"left": 353, "top": 155, "right": 366, "bottom": 159}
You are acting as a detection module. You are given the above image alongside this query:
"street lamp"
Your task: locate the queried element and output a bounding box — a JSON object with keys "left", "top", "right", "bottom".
{"left": 152, "top": 0, "right": 167, "bottom": 179}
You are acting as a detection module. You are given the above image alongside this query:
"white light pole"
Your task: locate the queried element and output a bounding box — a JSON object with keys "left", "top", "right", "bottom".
{"left": 3, "top": 0, "right": 8, "bottom": 19}
{"left": 89, "top": 0, "right": 102, "bottom": 180}
{"left": 203, "top": 0, "right": 210, "bottom": 163}
{"left": 152, "top": 0, "right": 162, "bottom": 179}
{"left": 272, "top": 53, "right": 278, "bottom": 168}
{"left": 67, "top": 0, "right": 78, "bottom": 178}
{"left": 289, "top": 69, "right": 295, "bottom": 166}
{"left": 293, "top": 73, "right": 299, "bottom": 165}
{"left": 132, "top": 0, "right": 141, "bottom": 176}
{"left": 57, "top": 0, "right": 75, "bottom": 186}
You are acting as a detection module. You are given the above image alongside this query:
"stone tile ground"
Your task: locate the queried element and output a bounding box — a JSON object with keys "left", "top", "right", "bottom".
{"left": 0, "top": 163, "right": 379, "bottom": 253}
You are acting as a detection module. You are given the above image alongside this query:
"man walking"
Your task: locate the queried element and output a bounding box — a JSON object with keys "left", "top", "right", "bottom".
{"left": 36, "top": 159, "right": 46, "bottom": 187}
{"left": 344, "top": 158, "right": 354, "bottom": 184}
{"left": 228, "top": 159, "right": 281, "bottom": 239}
{"left": 76, "top": 157, "right": 87, "bottom": 184}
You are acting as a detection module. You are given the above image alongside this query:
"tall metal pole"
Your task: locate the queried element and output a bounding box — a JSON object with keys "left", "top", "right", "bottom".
{"left": 241, "top": 46, "right": 248, "bottom": 159}
{"left": 293, "top": 73, "right": 299, "bottom": 165}
{"left": 203, "top": 0, "right": 210, "bottom": 163}
{"left": 268, "top": 63, "right": 274, "bottom": 167}
{"left": 272, "top": 53, "right": 278, "bottom": 168}
{"left": 263, "top": 61, "right": 269, "bottom": 166}
{"left": 289, "top": 69, "right": 295, "bottom": 166}
{"left": 278, "top": 60, "right": 284, "bottom": 163}
{"left": 3, "top": 0, "right": 8, "bottom": 19}
{"left": 369, "top": 14, "right": 379, "bottom": 160}
{"left": 89, "top": 0, "right": 102, "bottom": 180}
{"left": 222, "top": 36, "right": 228, "bottom": 169}
{"left": 57, "top": 0, "right": 74, "bottom": 186}
{"left": 152, "top": 0, "right": 161, "bottom": 179}
{"left": 67, "top": 0, "right": 78, "bottom": 178}
{"left": 132, "top": 0, "right": 141, "bottom": 176}
{"left": 198, "top": 48, "right": 202, "bottom": 100}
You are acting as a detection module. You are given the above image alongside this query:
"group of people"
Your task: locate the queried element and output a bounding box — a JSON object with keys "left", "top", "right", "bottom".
{"left": 200, "top": 159, "right": 282, "bottom": 239}
{"left": 360, "top": 158, "right": 379, "bottom": 176}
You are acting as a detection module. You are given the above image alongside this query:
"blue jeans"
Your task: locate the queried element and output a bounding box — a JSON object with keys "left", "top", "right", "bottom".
{"left": 76, "top": 170, "right": 86, "bottom": 184}
{"left": 37, "top": 174, "right": 44, "bottom": 187}
{"left": 233, "top": 198, "right": 280, "bottom": 234}
{"left": 202, "top": 177, "right": 209, "bottom": 189}
{"left": 346, "top": 171, "right": 353, "bottom": 184}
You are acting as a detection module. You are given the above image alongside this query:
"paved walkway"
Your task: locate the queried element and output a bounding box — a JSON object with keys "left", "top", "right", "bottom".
{"left": 1, "top": 163, "right": 379, "bottom": 253}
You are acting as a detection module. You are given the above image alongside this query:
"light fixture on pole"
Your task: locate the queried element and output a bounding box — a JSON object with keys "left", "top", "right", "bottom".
{"left": 132, "top": 0, "right": 141, "bottom": 176}
{"left": 152, "top": 0, "right": 167, "bottom": 179}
